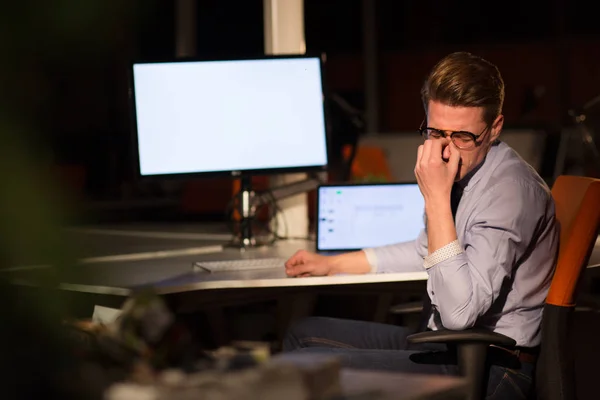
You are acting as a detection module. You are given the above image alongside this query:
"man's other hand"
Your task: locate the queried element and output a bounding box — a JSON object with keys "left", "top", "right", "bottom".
{"left": 285, "top": 250, "right": 333, "bottom": 277}
{"left": 415, "top": 138, "right": 461, "bottom": 204}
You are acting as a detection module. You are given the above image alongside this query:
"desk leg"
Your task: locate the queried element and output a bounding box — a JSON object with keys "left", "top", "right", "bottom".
{"left": 373, "top": 293, "right": 394, "bottom": 323}
{"left": 205, "top": 307, "right": 230, "bottom": 347}
{"left": 275, "top": 292, "right": 318, "bottom": 348}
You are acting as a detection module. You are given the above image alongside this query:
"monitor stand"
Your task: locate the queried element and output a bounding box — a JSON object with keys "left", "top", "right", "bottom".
{"left": 225, "top": 173, "right": 323, "bottom": 249}
{"left": 226, "top": 175, "right": 269, "bottom": 249}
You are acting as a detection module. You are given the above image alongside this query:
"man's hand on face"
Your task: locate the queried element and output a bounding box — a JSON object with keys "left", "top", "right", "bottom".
{"left": 285, "top": 249, "right": 333, "bottom": 277}
{"left": 414, "top": 138, "right": 461, "bottom": 204}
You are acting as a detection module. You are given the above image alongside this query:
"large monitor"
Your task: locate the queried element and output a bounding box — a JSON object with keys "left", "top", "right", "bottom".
{"left": 130, "top": 55, "right": 329, "bottom": 178}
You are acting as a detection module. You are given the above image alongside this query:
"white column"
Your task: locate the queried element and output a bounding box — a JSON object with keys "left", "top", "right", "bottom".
{"left": 175, "top": 0, "right": 197, "bottom": 58}
{"left": 264, "top": 0, "right": 306, "bottom": 55}
{"left": 263, "top": 0, "right": 310, "bottom": 239}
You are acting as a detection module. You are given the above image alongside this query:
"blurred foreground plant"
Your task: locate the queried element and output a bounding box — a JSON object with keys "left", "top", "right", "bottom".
{"left": 0, "top": 1, "right": 156, "bottom": 398}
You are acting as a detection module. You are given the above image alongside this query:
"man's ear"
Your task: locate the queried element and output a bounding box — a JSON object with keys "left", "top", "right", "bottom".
{"left": 489, "top": 114, "right": 504, "bottom": 142}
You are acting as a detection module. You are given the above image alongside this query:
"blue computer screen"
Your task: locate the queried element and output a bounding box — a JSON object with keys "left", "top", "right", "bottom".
{"left": 317, "top": 183, "right": 425, "bottom": 250}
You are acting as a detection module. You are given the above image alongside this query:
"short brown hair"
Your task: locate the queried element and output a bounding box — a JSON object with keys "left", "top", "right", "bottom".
{"left": 421, "top": 52, "right": 505, "bottom": 126}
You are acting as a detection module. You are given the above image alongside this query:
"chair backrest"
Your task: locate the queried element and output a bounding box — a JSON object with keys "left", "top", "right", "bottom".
{"left": 547, "top": 175, "right": 600, "bottom": 307}
{"left": 342, "top": 144, "right": 394, "bottom": 182}
{"left": 537, "top": 175, "right": 600, "bottom": 400}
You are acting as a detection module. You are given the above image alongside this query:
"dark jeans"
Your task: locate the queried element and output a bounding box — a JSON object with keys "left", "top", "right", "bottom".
{"left": 282, "top": 317, "right": 534, "bottom": 400}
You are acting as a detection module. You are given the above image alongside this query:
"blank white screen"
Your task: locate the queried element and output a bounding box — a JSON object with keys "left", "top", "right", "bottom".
{"left": 132, "top": 57, "right": 328, "bottom": 176}
{"left": 317, "top": 184, "right": 425, "bottom": 250}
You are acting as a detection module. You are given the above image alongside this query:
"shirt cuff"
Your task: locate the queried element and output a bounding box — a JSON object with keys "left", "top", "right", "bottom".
{"left": 362, "top": 248, "right": 378, "bottom": 273}
{"left": 423, "top": 240, "right": 463, "bottom": 270}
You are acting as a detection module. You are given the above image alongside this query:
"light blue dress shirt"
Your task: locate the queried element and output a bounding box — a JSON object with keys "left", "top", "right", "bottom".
{"left": 363, "top": 141, "right": 559, "bottom": 347}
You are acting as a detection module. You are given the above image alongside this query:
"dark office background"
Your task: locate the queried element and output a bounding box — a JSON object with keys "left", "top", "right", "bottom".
{"left": 3, "top": 0, "right": 600, "bottom": 207}
{"left": 1, "top": 3, "right": 600, "bottom": 398}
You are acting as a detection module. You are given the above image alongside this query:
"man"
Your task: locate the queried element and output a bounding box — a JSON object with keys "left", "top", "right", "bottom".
{"left": 282, "top": 52, "right": 559, "bottom": 399}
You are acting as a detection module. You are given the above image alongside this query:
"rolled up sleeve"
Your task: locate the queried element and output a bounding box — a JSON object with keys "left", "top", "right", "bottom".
{"left": 427, "top": 180, "right": 549, "bottom": 330}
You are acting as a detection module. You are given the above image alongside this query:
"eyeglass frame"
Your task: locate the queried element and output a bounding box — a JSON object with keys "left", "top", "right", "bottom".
{"left": 418, "top": 119, "right": 490, "bottom": 149}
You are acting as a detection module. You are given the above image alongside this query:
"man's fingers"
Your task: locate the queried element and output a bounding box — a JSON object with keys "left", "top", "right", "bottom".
{"left": 415, "top": 145, "right": 424, "bottom": 170}
{"left": 415, "top": 145, "right": 424, "bottom": 178}
{"left": 428, "top": 138, "right": 448, "bottom": 163}
{"left": 448, "top": 142, "right": 462, "bottom": 171}
{"left": 442, "top": 141, "right": 452, "bottom": 161}
{"left": 285, "top": 250, "right": 306, "bottom": 268}
{"left": 449, "top": 142, "right": 461, "bottom": 161}
{"left": 286, "top": 263, "right": 315, "bottom": 277}
{"left": 420, "top": 139, "right": 432, "bottom": 167}
{"left": 416, "top": 144, "right": 424, "bottom": 162}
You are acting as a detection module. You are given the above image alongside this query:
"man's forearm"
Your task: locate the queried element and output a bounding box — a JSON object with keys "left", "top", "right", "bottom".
{"left": 425, "top": 199, "right": 457, "bottom": 253}
{"left": 328, "top": 251, "right": 371, "bottom": 275}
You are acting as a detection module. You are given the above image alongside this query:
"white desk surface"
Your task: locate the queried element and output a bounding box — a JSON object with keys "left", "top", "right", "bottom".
{"left": 148, "top": 267, "right": 428, "bottom": 295}
{"left": 6, "top": 224, "right": 600, "bottom": 297}
{"left": 54, "top": 237, "right": 428, "bottom": 296}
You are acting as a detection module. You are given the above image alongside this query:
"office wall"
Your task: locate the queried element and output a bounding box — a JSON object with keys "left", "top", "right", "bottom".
{"left": 325, "top": 38, "right": 600, "bottom": 131}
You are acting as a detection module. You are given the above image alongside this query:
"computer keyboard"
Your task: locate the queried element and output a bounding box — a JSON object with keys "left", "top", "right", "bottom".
{"left": 193, "top": 257, "right": 287, "bottom": 273}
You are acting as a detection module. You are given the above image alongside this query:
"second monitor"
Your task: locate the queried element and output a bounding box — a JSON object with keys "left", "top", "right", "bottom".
{"left": 316, "top": 182, "right": 425, "bottom": 252}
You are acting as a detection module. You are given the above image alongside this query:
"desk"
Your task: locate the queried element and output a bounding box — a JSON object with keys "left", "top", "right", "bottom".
{"left": 106, "top": 367, "right": 467, "bottom": 400}
{"left": 4, "top": 226, "right": 428, "bottom": 341}
{"left": 140, "top": 245, "right": 427, "bottom": 335}
{"left": 7, "top": 231, "right": 425, "bottom": 296}
{"left": 6, "top": 224, "right": 599, "bottom": 295}
{"left": 5, "top": 223, "right": 600, "bottom": 309}
{"left": 149, "top": 268, "right": 427, "bottom": 294}
{"left": 5, "top": 223, "right": 600, "bottom": 303}
{"left": 58, "top": 237, "right": 427, "bottom": 336}
{"left": 273, "top": 352, "right": 467, "bottom": 399}
{"left": 340, "top": 369, "right": 466, "bottom": 400}
{"left": 6, "top": 224, "right": 600, "bottom": 346}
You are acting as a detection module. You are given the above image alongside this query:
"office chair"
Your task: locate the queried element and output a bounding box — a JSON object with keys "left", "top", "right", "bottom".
{"left": 404, "top": 175, "right": 600, "bottom": 400}
{"left": 342, "top": 145, "right": 394, "bottom": 182}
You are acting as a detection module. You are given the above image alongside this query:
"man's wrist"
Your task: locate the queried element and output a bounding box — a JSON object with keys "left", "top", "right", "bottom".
{"left": 327, "top": 251, "right": 371, "bottom": 275}
{"left": 425, "top": 196, "right": 452, "bottom": 218}
{"left": 424, "top": 193, "right": 457, "bottom": 253}
{"left": 327, "top": 255, "right": 344, "bottom": 275}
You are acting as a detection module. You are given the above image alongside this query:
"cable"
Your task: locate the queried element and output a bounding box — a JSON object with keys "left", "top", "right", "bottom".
{"left": 224, "top": 187, "right": 315, "bottom": 245}
{"left": 262, "top": 189, "right": 315, "bottom": 242}
{"left": 264, "top": 189, "right": 287, "bottom": 240}
{"left": 224, "top": 188, "right": 279, "bottom": 245}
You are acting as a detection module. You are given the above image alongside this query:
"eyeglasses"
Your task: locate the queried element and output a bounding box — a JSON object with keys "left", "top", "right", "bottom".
{"left": 418, "top": 120, "right": 489, "bottom": 150}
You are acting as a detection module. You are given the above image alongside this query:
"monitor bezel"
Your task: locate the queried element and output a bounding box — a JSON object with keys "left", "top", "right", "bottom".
{"left": 128, "top": 53, "right": 330, "bottom": 180}
{"left": 315, "top": 181, "right": 422, "bottom": 252}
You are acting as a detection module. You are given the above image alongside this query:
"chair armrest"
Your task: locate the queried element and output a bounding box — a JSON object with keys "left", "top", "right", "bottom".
{"left": 389, "top": 301, "right": 423, "bottom": 314}
{"left": 407, "top": 328, "right": 516, "bottom": 347}
{"left": 407, "top": 329, "right": 516, "bottom": 400}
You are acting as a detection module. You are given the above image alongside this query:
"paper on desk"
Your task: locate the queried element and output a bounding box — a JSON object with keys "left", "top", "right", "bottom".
{"left": 92, "top": 305, "right": 122, "bottom": 324}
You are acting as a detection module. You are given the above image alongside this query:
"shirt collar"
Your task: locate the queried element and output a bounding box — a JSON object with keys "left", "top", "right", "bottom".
{"left": 456, "top": 157, "right": 484, "bottom": 189}
{"left": 457, "top": 140, "right": 501, "bottom": 190}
